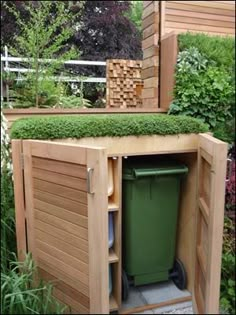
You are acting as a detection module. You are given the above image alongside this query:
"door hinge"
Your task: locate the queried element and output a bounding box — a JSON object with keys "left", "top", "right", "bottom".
{"left": 21, "top": 153, "right": 24, "bottom": 169}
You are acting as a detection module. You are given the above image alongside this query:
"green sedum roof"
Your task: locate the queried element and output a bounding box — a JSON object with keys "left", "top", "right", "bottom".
{"left": 10, "top": 114, "right": 208, "bottom": 140}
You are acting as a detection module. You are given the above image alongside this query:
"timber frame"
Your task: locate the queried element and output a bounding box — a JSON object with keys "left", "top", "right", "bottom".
{"left": 12, "top": 133, "right": 227, "bottom": 314}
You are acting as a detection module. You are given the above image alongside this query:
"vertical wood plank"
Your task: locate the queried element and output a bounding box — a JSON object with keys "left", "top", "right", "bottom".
{"left": 114, "top": 157, "right": 122, "bottom": 308}
{"left": 205, "top": 141, "right": 227, "bottom": 314}
{"left": 160, "top": 31, "right": 178, "bottom": 110}
{"left": 12, "top": 140, "right": 27, "bottom": 262}
{"left": 23, "top": 141, "right": 36, "bottom": 260}
{"left": 193, "top": 134, "right": 228, "bottom": 314}
{"left": 160, "top": 1, "right": 166, "bottom": 37}
{"left": 87, "top": 148, "right": 109, "bottom": 314}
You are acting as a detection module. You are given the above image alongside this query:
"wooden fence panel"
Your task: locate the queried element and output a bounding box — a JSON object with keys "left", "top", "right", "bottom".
{"left": 163, "top": 1, "right": 235, "bottom": 36}
{"left": 160, "top": 32, "right": 178, "bottom": 110}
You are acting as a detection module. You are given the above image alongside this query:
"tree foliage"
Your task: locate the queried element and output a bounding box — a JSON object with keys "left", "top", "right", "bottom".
{"left": 3, "top": 1, "right": 80, "bottom": 107}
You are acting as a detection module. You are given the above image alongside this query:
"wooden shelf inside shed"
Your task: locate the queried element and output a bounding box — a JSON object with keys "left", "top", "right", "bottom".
{"left": 109, "top": 294, "right": 118, "bottom": 312}
{"left": 108, "top": 202, "right": 119, "bottom": 211}
{"left": 109, "top": 248, "right": 119, "bottom": 263}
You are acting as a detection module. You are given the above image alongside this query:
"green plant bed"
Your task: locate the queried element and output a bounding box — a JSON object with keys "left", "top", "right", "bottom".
{"left": 10, "top": 114, "right": 208, "bottom": 140}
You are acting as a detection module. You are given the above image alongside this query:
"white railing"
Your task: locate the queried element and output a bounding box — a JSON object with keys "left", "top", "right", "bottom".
{"left": 1, "top": 46, "right": 107, "bottom": 103}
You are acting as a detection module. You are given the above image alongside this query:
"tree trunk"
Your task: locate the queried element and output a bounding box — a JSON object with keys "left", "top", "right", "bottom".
{"left": 35, "top": 58, "right": 39, "bottom": 108}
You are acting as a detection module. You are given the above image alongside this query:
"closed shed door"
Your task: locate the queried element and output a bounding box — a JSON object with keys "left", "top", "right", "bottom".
{"left": 193, "top": 134, "right": 227, "bottom": 314}
{"left": 22, "top": 140, "right": 109, "bottom": 314}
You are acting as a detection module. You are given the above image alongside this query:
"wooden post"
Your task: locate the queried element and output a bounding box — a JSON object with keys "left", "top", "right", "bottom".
{"left": 160, "top": 31, "right": 178, "bottom": 110}
{"left": 12, "top": 140, "right": 27, "bottom": 262}
{"left": 141, "top": 1, "right": 160, "bottom": 108}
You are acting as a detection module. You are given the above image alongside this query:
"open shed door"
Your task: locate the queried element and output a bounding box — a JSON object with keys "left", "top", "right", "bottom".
{"left": 22, "top": 140, "right": 109, "bottom": 314}
{"left": 193, "top": 134, "right": 228, "bottom": 314}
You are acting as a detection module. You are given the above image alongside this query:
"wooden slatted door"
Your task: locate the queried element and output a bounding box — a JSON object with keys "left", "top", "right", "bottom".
{"left": 22, "top": 140, "right": 109, "bottom": 314}
{"left": 193, "top": 134, "right": 227, "bottom": 314}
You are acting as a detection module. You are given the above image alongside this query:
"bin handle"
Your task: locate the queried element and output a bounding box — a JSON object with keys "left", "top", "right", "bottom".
{"left": 133, "top": 167, "right": 188, "bottom": 178}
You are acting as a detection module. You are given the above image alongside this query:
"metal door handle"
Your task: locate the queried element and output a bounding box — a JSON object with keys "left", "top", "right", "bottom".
{"left": 226, "top": 158, "right": 232, "bottom": 182}
{"left": 87, "top": 168, "right": 94, "bottom": 194}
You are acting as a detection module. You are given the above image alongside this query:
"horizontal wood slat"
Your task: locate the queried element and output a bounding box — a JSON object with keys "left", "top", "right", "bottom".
{"left": 142, "top": 57, "right": 159, "bottom": 70}
{"left": 38, "top": 258, "right": 89, "bottom": 296}
{"left": 32, "top": 157, "right": 87, "bottom": 179}
{"left": 34, "top": 190, "right": 87, "bottom": 217}
{"left": 142, "top": 67, "right": 159, "bottom": 79}
{"left": 166, "top": 2, "right": 235, "bottom": 17}
{"left": 143, "top": 2, "right": 156, "bottom": 20}
{"left": 166, "top": 14, "right": 234, "bottom": 28}
{"left": 53, "top": 287, "right": 89, "bottom": 314}
{"left": 30, "top": 141, "right": 88, "bottom": 165}
{"left": 35, "top": 229, "right": 88, "bottom": 263}
{"left": 35, "top": 220, "right": 88, "bottom": 252}
{"left": 142, "top": 88, "right": 158, "bottom": 99}
{"left": 166, "top": 8, "right": 235, "bottom": 22}
{"left": 164, "top": 28, "right": 231, "bottom": 37}
{"left": 35, "top": 210, "right": 88, "bottom": 240}
{"left": 32, "top": 168, "right": 87, "bottom": 191}
{"left": 143, "top": 77, "right": 159, "bottom": 89}
{"left": 142, "top": 34, "right": 159, "bottom": 50}
{"left": 142, "top": 12, "right": 159, "bottom": 30}
{"left": 165, "top": 21, "right": 234, "bottom": 34}
{"left": 37, "top": 249, "right": 89, "bottom": 286}
{"left": 143, "top": 23, "right": 158, "bottom": 39}
{"left": 34, "top": 198, "right": 88, "bottom": 228}
{"left": 39, "top": 268, "right": 90, "bottom": 308}
{"left": 36, "top": 239, "right": 89, "bottom": 278}
{"left": 33, "top": 178, "right": 87, "bottom": 204}
{"left": 142, "top": 98, "right": 159, "bottom": 108}
{"left": 143, "top": 46, "right": 159, "bottom": 59}
{"left": 168, "top": 1, "right": 234, "bottom": 10}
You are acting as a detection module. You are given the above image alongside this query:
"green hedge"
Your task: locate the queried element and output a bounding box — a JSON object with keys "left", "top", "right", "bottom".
{"left": 169, "top": 33, "right": 235, "bottom": 143}
{"left": 10, "top": 114, "right": 208, "bottom": 140}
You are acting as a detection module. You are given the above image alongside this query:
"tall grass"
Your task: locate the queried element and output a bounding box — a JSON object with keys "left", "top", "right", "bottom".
{"left": 1, "top": 253, "right": 67, "bottom": 314}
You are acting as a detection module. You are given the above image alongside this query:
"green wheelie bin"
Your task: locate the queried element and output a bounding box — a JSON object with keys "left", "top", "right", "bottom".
{"left": 122, "top": 156, "right": 188, "bottom": 300}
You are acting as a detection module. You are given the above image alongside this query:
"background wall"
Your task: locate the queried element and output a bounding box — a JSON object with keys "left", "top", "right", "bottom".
{"left": 160, "top": 1, "right": 235, "bottom": 37}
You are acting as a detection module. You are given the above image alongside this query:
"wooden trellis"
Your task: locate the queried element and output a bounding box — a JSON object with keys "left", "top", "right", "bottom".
{"left": 106, "top": 59, "right": 143, "bottom": 109}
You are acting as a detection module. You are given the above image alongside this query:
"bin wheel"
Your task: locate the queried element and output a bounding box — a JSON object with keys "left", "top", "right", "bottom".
{"left": 122, "top": 270, "right": 129, "bottom": 301}
{"left": 169, "top": 259, "right": 187, "bottom": 290}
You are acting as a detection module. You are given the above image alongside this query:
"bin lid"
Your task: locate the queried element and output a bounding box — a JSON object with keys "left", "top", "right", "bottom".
{"left": 123, "top": 157, "right": 188, "bottom": 179}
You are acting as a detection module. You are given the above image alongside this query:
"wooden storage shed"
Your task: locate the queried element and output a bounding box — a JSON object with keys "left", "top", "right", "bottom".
{"left": 11, "top": 114, "right": 228, "bottom": 314}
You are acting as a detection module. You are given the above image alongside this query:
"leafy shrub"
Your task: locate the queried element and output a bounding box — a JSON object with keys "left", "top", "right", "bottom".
{"left": 10, "top": 114, "right": 208, "bottom": 140}
{"left": 178, "top": 32, "right": 235, "bottom": 71}
{"left": 220, "top": 217, "right": 235, "bottom": 314}
{"left": 225, "top": 158, "right": 235, "bottom": 212}
{"left": 213, "top": 118, "right": 235, "bottom": 145}
{"left": 169, "top": 47, "right": 234, "bottom": 129}
{"left": 56, "top": 95, "right": 92, "bottom": 109}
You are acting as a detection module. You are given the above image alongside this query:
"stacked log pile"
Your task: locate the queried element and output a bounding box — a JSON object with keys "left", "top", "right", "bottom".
{"left": 106, "top": 59, "right": 143, "bottom": 108}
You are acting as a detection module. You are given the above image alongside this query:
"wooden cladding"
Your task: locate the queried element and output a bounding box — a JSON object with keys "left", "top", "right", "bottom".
{"left": 162, "top": 1, "right": 235, "bottom": 37}
{"left": 13, "top": 140, "right": 109, "bottom": 314}
{"left": 106, "top": 59, "right": 143, "bottom": 108}
{"left": 141, "top": 1, "right": 160, "bottom": 108}
{"left": 32, "top": 155, "right": 90, "bottom": 310}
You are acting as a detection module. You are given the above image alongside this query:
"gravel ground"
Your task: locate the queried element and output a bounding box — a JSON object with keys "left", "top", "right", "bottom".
{"left": 163, "top": 306, "right": 193, "bottom": 314}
